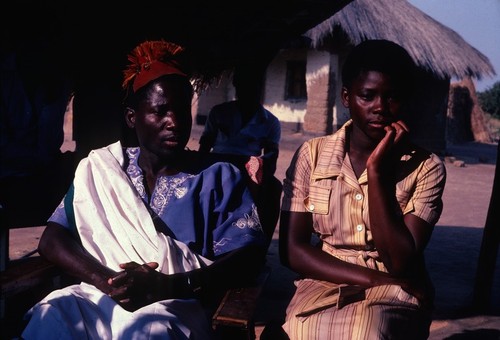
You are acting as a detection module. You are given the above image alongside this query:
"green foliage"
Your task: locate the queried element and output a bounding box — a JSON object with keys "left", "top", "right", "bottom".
{"left": 477, "top": 81, "right": 500, "bottom": 118}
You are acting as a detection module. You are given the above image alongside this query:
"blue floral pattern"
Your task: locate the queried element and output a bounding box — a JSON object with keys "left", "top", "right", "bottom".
{"left": 233, "top": 204, "right": 261, "bottom": 231}
{"left": 126, "top": 147, "right": 194, "bottom": 215}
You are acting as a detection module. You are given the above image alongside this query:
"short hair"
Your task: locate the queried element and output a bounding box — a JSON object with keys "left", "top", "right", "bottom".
{"left": 341, "top": 40, "right": 417, "bottom": 89}
{"left": 232, "top": 63, "right": 266, "bottom": 89}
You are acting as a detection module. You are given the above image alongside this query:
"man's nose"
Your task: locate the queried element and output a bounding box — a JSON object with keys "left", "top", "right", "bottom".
{"left": 163, "top": 112, "right": 178, "bottom": 129}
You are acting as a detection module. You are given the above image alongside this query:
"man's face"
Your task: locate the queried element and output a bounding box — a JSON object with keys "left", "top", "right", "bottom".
{"left": 131, "top": 77, "right": 193, "bottom": 160}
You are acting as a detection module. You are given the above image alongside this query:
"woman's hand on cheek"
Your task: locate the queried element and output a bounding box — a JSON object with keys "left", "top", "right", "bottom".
{"left": 391, "top": 120, "right": 409, "bottom": 146}
{"left": 367, "top": 120, "right": 409, "bottom": 174}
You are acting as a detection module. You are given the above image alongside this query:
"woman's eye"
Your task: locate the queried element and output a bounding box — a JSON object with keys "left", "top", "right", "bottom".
{"left": 359, "top": 93, "right": 374, "bottom": 101}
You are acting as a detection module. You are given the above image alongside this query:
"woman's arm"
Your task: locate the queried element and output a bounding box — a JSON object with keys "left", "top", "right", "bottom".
{"left": 366, "top": 121, "right": 444, "bottom": 275}
{"left": 279, "top": 210, "right": 401, "bottom": 288}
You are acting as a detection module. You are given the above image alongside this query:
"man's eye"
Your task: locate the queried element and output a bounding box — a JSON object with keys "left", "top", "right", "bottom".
{"left": 152, "top": 108, "right": 168, "bottom": 116}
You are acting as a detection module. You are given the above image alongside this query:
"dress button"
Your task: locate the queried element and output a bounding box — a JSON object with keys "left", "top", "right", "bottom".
{"left": 356, "top": 224, "right": 363, "bottom": 232}
{"left": 355, "top": 193, "right": 363, "bottom": 201}
{"left": 309, "top": 204, "right": 315, "bottom": 211}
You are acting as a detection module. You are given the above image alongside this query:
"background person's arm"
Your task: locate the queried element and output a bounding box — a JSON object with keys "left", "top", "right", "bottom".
{"left": 261, "top": 115, "right": 281, "bottom": 176}
{"left": 198, "top": 108, "right": 218, "bottom": 153}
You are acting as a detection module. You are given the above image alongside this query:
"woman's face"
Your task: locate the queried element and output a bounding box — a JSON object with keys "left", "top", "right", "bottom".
{"left": 341, "top": 70, "right": 406, "bottom": 142}
{"left": 127, "top": 76, "right": 193, "bottom": 160}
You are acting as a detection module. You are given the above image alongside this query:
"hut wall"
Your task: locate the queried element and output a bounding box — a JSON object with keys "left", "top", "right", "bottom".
{"left": 447, "top": 78, "right": 493, "bottom": 144}
{"left": 332, "top": 49, "right": 351, "bottom": 132}
{"left": 265, "top": 49, "right": 307, "bottom": 134}
{"left": 303, "top": 50, "right": 333, "bottom": 134}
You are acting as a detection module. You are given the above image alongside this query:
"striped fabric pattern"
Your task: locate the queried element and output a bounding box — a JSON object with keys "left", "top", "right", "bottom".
{"left": 281, "top": 120, "right": 446, "bottom": 339}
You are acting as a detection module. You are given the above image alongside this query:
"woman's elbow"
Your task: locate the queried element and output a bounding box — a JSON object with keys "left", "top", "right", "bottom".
{"left": 279, "top": 248, "right": 291, "bottom": 269}
{"left": 279, "top": 239, "right": 308, "bottom": 271}
{"left": 384, "top": 254, "right": 419, "bottom": 277}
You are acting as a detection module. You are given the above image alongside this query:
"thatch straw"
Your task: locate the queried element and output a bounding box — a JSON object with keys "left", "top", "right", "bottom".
{"left": 305, "top": 0, "right": 496, "bottom": 80}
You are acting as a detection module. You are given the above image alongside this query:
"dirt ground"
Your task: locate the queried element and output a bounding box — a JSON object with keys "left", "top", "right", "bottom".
{"left": 8, "top": 123, "right": 500, "bottom": 339}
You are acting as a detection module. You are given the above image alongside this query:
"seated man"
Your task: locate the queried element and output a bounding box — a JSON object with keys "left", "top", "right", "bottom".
{"left": 198, "top": 62, "right": 281, "bottom": 182}
{"left": 22, "top": 40, "right": 267, "bottom": 340}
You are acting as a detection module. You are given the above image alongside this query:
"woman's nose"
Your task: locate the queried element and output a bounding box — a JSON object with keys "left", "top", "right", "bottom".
{"left": 373, "top": 96, "right": 390, "bottom": 114}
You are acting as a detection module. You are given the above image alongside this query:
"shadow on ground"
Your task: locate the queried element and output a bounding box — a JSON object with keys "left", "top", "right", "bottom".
{"left": 425, "top": 226, "right": 500, "bottom": 319}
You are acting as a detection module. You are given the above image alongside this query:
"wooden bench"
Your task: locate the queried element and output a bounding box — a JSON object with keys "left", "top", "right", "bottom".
{"left": 0, "top": 151, "right": 282, "bottom": 339}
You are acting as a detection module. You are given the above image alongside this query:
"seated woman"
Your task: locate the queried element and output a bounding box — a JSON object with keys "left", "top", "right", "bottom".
{"left": 22, "top": 40, "right": 267, "bottom": 339}
{"left": 279, "top": 40, "right": 446, "bottom": 340}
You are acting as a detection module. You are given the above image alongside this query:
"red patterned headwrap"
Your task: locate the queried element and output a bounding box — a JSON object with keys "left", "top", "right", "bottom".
{"left": 122, "top": 40, "right": 188, "bottom": 93}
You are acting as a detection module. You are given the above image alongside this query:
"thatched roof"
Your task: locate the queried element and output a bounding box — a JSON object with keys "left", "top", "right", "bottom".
{"left": 305, "top": 0, "right": 496, "bottom": 81}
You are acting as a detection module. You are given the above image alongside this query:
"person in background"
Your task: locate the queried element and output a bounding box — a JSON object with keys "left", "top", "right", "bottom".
{"left": 0, "top": 14, "right": 74, "bottom": 223}
{"left": 22, "top": 40, "right": 267, "bottom": 340}
{"left": 198, "top": 62, "right": 281, "bottom": 182}
{"left": 278, "top": 40, "right": 446, "bottom": 339}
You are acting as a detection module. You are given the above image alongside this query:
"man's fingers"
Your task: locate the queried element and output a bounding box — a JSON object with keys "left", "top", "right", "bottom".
{"left": 109, "top": 271, "right": 128, "bottom": 286}
{"left": 146, "top": 262, "right": 159, "bottom": 270}
{"left": 108, "top": 284, "right": 130, "bottom": 299}
{"left": 119, "top": 262, "right": 140, "bottom": 270}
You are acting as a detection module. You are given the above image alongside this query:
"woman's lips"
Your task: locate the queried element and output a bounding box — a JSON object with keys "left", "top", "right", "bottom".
{"left": 368, "top": 121, "right": 388, "bottom": 129}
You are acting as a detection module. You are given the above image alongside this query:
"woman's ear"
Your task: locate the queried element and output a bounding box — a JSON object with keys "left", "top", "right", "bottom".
{"left": 341, "top": 86, "right": 350, "bottom": 108}
{"left": 125, "top": 107, "right": 136, "bottom": 128}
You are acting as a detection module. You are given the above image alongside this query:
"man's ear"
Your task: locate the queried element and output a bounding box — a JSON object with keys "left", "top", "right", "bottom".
{"left": 341, "top": 87, "right": 350, "bottom": 108}
{"left": 125, "top": 107, "right": 135, "bottom": 128}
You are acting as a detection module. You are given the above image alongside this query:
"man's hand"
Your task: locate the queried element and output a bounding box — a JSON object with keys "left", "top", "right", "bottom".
{"left": 107, "top": 261, "right": 160, "bottom": 311}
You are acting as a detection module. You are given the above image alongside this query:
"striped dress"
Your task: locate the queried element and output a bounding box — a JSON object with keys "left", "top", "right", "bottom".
{"left": 281, "top": 120, "right": 446, "bottom": 340}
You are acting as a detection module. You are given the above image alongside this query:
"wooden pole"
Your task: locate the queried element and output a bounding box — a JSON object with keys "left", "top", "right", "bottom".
{"left": 473, "top": 141, "right": 500, "bottom": 313}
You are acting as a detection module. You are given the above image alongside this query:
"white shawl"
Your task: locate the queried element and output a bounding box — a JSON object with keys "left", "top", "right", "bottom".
{"left": 72, "top": 141, "right": 212, "bottom": 273}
